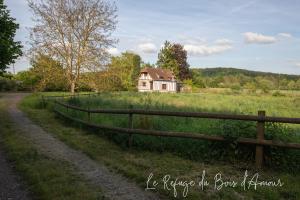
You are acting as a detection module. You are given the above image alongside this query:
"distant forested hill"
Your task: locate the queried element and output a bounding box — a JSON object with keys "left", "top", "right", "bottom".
{"left": 192, "top": 67, "right": 300, "bottom": 80}
{"left": 190, "top": 67, "right": 300, "bottom": 90}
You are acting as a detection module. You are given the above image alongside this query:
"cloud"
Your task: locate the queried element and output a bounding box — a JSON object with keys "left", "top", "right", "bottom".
{"left": 287, "top": 60, "right": 300, "bottom": 68}
{"left": 278, "top": 33, "right": 292, "bottom": 38}
{"left": 138, "top": 42, "right": 157, "bottom": 54}
{"left": 184, "top": 44, "right": 232, "bottom": 56}
{"left": 178, "top": 37, "right": 233, "bottom": 56}
{"left": 243, "top": 32, "right": 277, "bottom": 44}
{"left": 214, "top": 39, "right": 233, "bottom": 46}
{"left": 107, "top": 48, "right": 120, "bottom": 56}
{"left": 178, "top": 35, "right": 207, "bottom": 45}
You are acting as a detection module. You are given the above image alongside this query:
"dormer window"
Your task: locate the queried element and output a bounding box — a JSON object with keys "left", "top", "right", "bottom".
{"left": 141, "top": 72, "right": 147, "bottom": 79}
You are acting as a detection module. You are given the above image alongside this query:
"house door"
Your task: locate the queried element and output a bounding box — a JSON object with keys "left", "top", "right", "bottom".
{"left": 150, "top": 81, "right": 153, "bottom": 90}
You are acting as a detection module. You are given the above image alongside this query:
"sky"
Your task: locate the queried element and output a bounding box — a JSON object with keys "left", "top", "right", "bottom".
{"left": 5, "top": 0, "right": 300, "bottom": 75}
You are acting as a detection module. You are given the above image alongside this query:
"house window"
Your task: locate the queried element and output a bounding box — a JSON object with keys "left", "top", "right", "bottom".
{"left": 162, "top": 84, "right": 167, "bottom": 90}
{"left": 142, "top": 82, "right": 147, "bottom": 87}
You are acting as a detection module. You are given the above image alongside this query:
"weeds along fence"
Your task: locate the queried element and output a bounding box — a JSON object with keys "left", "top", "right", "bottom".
{"left": 41, "top": 92, "right": 100, "bottom": 107}
{"left": 46, "top": 94, "right": 300, "bottom": 169}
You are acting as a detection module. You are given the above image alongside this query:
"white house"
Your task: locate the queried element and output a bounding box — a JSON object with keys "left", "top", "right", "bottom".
{"left": 137, "top": 67, "right": 179, "bottom": 92}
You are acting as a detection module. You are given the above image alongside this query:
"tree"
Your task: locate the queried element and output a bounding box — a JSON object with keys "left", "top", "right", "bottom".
{"left": 30, "top": 54, "right": 67, "bottom": 91}
{"left": 83, "top": 70, "right": 122, "bottom": 92}
{"left": 287, "top": 80, "right": 296, "bottom": 90}
{"left": 0, "top": 0, "right": 22, "bottom": 72}
{"left": 295, "top": 79, "right": 300, "bottom": 90}
{"left": 157, "top": 41, "right": 177, "bottom": 73}
{"left": 28, "top": 0, "right": 117, "bottom": 93}
{"left": 110, "top": 52, "right": 141, "bottom": 91}
{"left": 191, "top": 70, "right": 206, "bottom": 88}
{"left": 157, "top": 41, "right": 191, "bottom": 81}
{"left": 141, "top": 62, "right": 155, "bottom": 69}
{"left": 255, "top": 76, "right": 272, "bottom": 93}
{"left": 172, "top": 43, "right": 191, "bottom": 80}
{"left": 0, "top": 72, "right": 18, "bottom": 91}
{"left": 14, "top": 54, "right": 67, "bottom": 91}
{"left": 15, "top": 70, "right": 38, "bottom": 91}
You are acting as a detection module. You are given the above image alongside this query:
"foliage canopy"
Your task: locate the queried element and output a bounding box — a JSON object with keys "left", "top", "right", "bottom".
{"left": 157, "top": 41, "right": 191, "bottom": 81}
{"left": 0, "top": 0, "right": 22, "bottom": 72}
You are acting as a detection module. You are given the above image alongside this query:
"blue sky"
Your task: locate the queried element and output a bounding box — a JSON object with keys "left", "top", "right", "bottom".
{"left": 6, "top": 0, "right": 300, "bottom": 75}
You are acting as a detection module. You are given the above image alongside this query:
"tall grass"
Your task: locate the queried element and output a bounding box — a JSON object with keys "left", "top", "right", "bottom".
{"left": 50, "top": 92, "right": 300, "bottom": 172}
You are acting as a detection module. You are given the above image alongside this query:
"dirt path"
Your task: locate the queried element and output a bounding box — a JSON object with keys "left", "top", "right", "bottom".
{"left": 0, "top": 147, "right": 31, "bottom": 200}
{"left": 4, "top": 93, "right": 159, "bottom": 200}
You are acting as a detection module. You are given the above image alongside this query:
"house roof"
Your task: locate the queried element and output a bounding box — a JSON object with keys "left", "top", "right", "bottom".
{"left": 140, "top": 67, "right": 175, "bottom": 81}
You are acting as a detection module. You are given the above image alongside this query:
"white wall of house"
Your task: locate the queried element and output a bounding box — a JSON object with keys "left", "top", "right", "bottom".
{"left": 138, "top": 79, "right": 152, "bottom": 92}
{"left": 138, "top": 73, "right": 152, "bottom": 92}
{"left": 137, "top": 72, "right": 178, "bottom": 92}
{"left": 153, "top": 80, "right": 177, "bottom": 92}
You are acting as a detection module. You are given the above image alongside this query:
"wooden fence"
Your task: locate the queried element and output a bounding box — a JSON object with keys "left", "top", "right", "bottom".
{"left": 50, "top": 97, "right": 300, "bottom": 169}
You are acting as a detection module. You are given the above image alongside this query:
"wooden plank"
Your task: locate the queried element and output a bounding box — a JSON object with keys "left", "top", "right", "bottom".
{"left": 237, "top": 138, "right": 300, "bottom": 149}
{"left": 54, "top": 109, "right": 300, "bottom": 149}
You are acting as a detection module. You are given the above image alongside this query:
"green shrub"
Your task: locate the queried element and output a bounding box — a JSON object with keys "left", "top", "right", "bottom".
{"left": 0, "top": 76, "right": 18, "bottom": 91}
{"left": 272, "top": 91, "right": 285, "bottom": 97}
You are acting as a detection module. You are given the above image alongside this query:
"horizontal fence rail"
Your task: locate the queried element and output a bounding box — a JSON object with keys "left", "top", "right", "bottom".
{"left": 42, "top": 92, "right": 100, "bottom": 99}
{"left": 54, "top": 109, "right": 300, "bottom": 150}
{"left": 47, "top": 96, "right": 300, "bottom": 169}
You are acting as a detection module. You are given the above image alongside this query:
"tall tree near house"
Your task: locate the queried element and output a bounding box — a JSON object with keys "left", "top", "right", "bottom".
{"left": 141, "top": 62, "right": 155, "bottom": 69}
{"left": 157, "top": 41, "right": 191, "bottom": 81}
{"left": 157, "top": 41, "right": 178, "bottom": 75}
{"left": 28, "top": 0, "right": 117, "bottom": 93}
{"left": 0, "top": 0, "right": 22, "bottom": 73}
{"left": 172, "top": 43, "right": 191, "bottom": 80}
{"left": 110, "top": 52, "right": 141, "bottom": 91}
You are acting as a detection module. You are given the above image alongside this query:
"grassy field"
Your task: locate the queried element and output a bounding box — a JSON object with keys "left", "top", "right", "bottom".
{"left": 45, "top": 90, "right": 300, "bottom": 116}
{"left": 19, "top": 92, "right": 300, "bottom": 199}
{"left": 45, "top": 91, "right": 300, "bottom": 171}
{"left": 0, "top": 95, "right": 105, "bottom": 200}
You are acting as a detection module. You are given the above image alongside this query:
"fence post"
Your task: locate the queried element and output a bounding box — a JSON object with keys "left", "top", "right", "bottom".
{"left": 255, "top": 110, "right": 265, "bottom": 169}
{"left": 128, "top": 105, "right": 134, "bottom": 148}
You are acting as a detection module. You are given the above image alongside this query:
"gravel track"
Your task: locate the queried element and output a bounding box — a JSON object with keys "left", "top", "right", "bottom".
{"left": 4, "top": 93, "right": 159, "bottom": 200}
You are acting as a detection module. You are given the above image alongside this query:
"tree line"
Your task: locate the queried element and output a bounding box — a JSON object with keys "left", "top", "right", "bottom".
{"left": 0, "top": 0, "right": 299, "bottom": 93}
{"left": 0, "top": 0, "right": 192, "bottom": 92}
{"left": 8, "top": 41, "right": 191, "bottom": 92}
{"left": 191, "top": 68, "right": 300, "bottom": 92}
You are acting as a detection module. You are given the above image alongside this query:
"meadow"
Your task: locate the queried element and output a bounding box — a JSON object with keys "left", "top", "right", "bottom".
{"left": 42, "top": 91, "right": 300, "bottom": 172}
{"left": 19, "top": 91, "right": 300, "bottom": 199}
